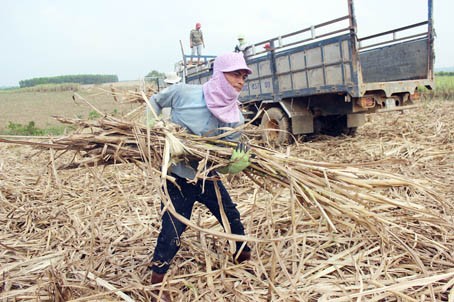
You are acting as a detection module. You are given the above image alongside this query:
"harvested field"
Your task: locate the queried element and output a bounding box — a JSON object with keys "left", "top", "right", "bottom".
{"left": 0, "top": 85, "right": 141, "bottom": 131}
{"left": 0, "top": 99, "right": 453, "bottom": 301}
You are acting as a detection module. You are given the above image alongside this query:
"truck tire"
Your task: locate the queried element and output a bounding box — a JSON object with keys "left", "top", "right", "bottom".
{"left": 260, "top": 107, "right": 290, "bottom": 145}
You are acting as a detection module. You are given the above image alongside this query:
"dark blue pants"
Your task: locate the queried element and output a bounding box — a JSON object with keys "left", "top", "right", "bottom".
{"left": 151, "top": 175, "right": 250, "bottom": 274}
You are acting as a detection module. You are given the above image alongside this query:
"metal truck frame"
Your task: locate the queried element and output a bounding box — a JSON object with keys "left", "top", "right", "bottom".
{"left": 179, "top": 0, "right": 434, "bottom": 143}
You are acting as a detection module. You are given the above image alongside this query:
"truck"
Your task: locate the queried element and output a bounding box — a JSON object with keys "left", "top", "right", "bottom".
{"left": 178, "top": 0, "right": 435, "bottom": 144}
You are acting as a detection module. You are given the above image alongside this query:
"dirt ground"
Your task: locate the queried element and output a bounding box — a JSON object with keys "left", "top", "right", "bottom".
{"left": 0, "top": 99, "right": 453, "bottom": 301}
{"left": 0, "top": 85, "right": 142, "bottom": 131}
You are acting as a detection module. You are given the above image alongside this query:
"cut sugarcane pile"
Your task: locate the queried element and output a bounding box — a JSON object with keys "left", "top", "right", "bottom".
{"left": 0, "top": 94, "right": 453, "bottom": 301}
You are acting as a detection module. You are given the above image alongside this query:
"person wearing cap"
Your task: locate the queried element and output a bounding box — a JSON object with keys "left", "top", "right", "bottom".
{"left": 189, "top": 22, "right": 205, "bottom": 65}
{"left": 146, "top": 52, "right": 253, "bottom": 301}
{"left": 159, "top": 72, "right": 182, "bottom": 118}
{"left": 263, "top": 43, "right": 272, "bottom": 51}
{"left": 234, "top": 34, "right": 252, "bottom": 57}
{"left": 164, "top": 72, "right": 181, "bottom": 85}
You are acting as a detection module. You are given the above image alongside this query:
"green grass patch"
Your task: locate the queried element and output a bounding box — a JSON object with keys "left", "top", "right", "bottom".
{"left": 88, "top": 110, "right": 102, "bottom": 120}
{"left": 421, "top": 75, "right": 454, "bottom": 100}
{"left": 0, "top": 121, "right": 72, "bottom": 136}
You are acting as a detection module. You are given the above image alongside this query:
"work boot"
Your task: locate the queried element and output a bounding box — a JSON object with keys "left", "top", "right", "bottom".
{"left": 151, "top": 272, "right": 172, "bottom": 302}
{"left": 234, "top": 250, "right": 251, "bottom": 264}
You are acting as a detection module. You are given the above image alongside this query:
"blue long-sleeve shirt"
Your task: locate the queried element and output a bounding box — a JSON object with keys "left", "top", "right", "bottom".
{"left": 148, "top": 83, "right": 244, "bottom": 179}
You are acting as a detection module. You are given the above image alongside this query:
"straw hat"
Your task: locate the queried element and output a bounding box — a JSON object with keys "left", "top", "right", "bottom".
{"left": 164, "top": 72, "right": 182, "bottom": 84}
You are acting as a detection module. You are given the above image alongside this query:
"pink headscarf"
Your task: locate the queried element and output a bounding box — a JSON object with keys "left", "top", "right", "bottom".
{"left": 203, "top": 53, "right": 252, "bottom": 123}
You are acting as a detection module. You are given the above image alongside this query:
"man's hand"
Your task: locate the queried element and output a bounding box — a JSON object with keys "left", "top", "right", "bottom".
{"left": 219, "top": 142, "right": 251, "bottom": 174}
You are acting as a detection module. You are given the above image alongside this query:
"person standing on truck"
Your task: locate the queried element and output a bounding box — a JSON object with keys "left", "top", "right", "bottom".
{"left": 189, "top": 22, "right": 205, "bottom": 65}
{"left": 146, "top": 52, "right": 253, "bottom": 302}
{"left": 234, "top": 34, "right": 252, "bottom": 57}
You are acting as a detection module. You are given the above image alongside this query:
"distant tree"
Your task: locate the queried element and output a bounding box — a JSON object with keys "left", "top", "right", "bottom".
{"left": 19, "top": 74, "right": 118, "bottom": 88}
{"left": 145, "top": 70, "right": 164, "bottom": 78}
{"left": 435, "top": 71, "right": 454, "bottom": 76}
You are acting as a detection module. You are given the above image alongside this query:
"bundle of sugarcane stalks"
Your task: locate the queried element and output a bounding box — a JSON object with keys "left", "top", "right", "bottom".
{"left": 1, "top": 90, "right": 453, "bottom": 301}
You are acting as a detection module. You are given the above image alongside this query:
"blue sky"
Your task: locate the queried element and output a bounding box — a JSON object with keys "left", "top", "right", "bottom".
{"left": 0, "top": 0, "right": 452, "bottom": 86}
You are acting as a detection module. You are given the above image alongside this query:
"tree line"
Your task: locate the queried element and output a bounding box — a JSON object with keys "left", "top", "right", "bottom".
{"left": 435, "top": 71, "right": 454, "bottom": 76}
{"left": 19, "top": 74, "right": 119, "bottom": 88}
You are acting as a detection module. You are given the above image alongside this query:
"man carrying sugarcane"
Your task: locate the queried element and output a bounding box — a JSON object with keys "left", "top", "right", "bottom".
{"left": 146, "top": 52, "right": 252, "bottom": 302}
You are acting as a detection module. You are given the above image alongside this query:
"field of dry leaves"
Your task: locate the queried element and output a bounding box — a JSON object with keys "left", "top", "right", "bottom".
{"left": 0, "top": 99, "right": 453, "bottom": 301}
